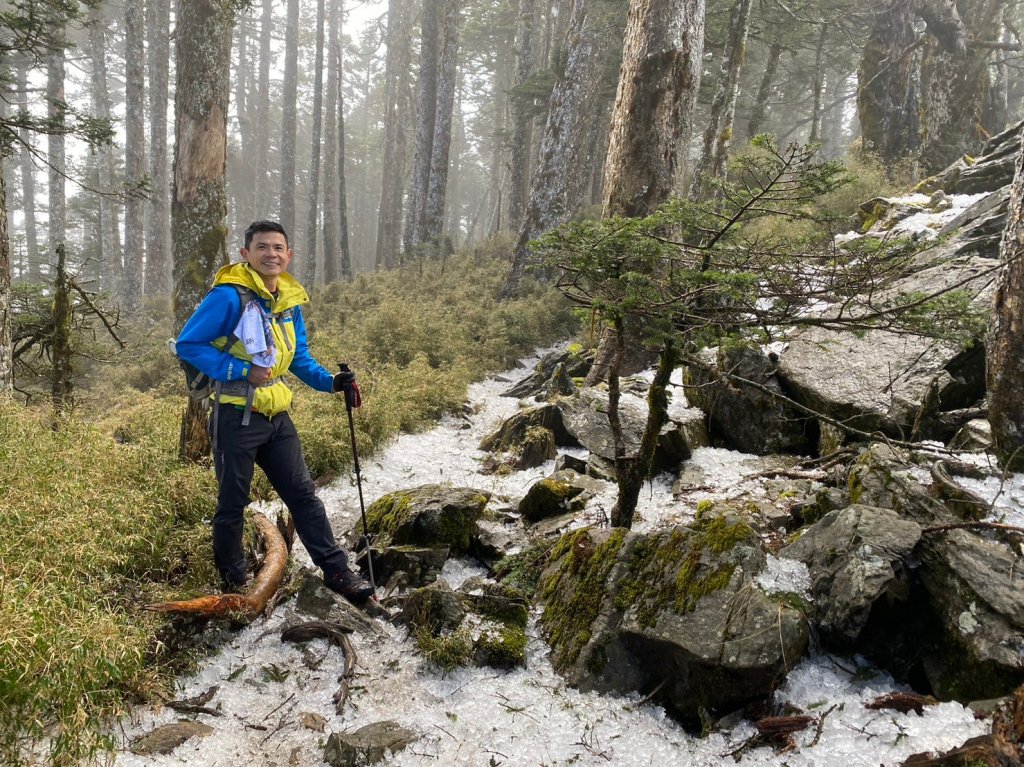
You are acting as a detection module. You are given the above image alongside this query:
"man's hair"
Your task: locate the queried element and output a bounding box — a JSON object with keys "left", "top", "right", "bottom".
{"left": 244, "top": 220, "right": 289, "bottom": 249}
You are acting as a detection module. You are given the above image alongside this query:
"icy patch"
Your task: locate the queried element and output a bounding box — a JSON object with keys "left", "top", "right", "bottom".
{"left": 440, "top": 558, "right": 488, "bottom": 590}
{"left": 756, "top": 555, "right": 813, "bottom": 602}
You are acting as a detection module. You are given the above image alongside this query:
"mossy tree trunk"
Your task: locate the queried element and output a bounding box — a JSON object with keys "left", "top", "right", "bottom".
{"left": 688, "top": 0, "right": 750, "bottom": 202}
{"left": 499, "top": 0, "right": 627, "bottom": 300}
{"left": 507, "top": 0, "right": 536, "bottom": 233}
{"left": 172, "top": 0, "right": 234, "bottom": 463}
{"left": 856, "top": 0, "right": 965, "bottom": 168}
{"left": 611, "top": 340, "right": 676, "bottom": 529}
{"left": 422, "top": 0, "right": 460, "bottom": 249}
{"left": 0, "top": 160, "right": 12, "bottom": 394}
{"left": 122, "top": 0, "right": 146, "bottom": 315}
{"left": 744, "top": 40, "right": 782, "bottom": 142}
{"left": 988, "top": 128, "right": 1024, "bottom": 471}
{"left": 918, "top": 0, "right": 1004, "bottom": 175}
{"left": 52, "top": 244, "right": 73, "bottom": 416}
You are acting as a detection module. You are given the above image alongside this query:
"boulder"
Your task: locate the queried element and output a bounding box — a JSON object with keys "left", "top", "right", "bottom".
{"left": 684, "top": 344, "right": 816, "bottom": 455}
{"left": 780, "top": 505, "right": 922, "bottom": 644}
{"left": 556, "top": 388, "right": 646, "bottom": 462}
{"left": 502, "top": 346, "right": 592, "bottom": 399}
{"left": 353, "top": 545, "right": 450, "bottom": 590}
{"left": 324, "top": 721, "right": 417, "bottom": 767}
{"left": 357, "top": 484, "right": 492, "bottom": 555}
{"left": 517, "top": 469, "right": 605, "bottom": 523}
{"left": 478, "top": 403, "right": 574, "bottom": 453}
{"left": 403, "top": 579, "right": 530, "bottom": 670}
{"left": 294, "top": 569, "right": 386, "bottom": 636}
{"left": 916, "top": 529, "right": 1024, "bottom": 701}
{"left": 537, "top": 516, "right": 808, "bottom": 727}
{"left": 847, "top": 444, "right": 954, "bottom": 526}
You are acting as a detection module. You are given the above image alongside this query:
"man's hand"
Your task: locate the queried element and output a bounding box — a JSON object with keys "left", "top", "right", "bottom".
{"left": 248, "top": 364, "right": 272, "bottom": 386}
{"left": 334, "top": 364, "right": 362, "bottom": 408}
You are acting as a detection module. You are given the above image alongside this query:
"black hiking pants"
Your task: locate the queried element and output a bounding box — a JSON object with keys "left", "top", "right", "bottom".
{"left": 212, "top": 406, "right": 349, "bottom": 587}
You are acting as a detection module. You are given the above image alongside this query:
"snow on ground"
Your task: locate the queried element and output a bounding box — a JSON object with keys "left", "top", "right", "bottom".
{"left": 112, "top": 349, "right": 996, "bottom": 766}
{"left": 834, "top": 192, "right": 989, "bottom": 244}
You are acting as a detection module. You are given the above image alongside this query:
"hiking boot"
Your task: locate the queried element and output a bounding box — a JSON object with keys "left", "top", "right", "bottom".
{"left": 324, "top": 568, "right": 374, "bottom": 605}
{"left": 221, "top": 574, "right": 252, "bottom": 594}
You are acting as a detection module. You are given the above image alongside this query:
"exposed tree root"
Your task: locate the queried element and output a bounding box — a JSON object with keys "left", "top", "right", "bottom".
{"left": 145, "top": 512, "right": 287, "bottom": 622}
{"left": 280, "top": 621, "right": 357, "bottom": 714}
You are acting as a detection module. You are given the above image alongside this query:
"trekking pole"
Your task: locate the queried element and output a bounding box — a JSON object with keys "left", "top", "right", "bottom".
{"left": 340, "top": 363, "right": 377, "bottom": 597}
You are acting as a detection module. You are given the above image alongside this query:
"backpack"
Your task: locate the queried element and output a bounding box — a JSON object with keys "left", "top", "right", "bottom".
{"left": 169, "top": 283, "right": 258, "bottom": 405}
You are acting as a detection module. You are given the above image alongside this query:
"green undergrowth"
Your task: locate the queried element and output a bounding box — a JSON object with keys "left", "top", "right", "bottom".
{"left": 2, "top": 245, "right": 577, "bottom": 765}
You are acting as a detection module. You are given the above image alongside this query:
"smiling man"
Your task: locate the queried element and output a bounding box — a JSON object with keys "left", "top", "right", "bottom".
{"left": 175, "top": 220, "right": 373, "bottom": 604}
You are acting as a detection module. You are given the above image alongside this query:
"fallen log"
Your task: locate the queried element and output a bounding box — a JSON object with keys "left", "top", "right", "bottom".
{"left": 145, "top": 512, "right": 287, "bottom": 622}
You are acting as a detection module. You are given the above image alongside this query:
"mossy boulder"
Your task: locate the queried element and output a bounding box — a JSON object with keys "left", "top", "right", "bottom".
{"left": 502, "top": 346, "right": 592, "bottom": 399}
{"left": 403, "top": 578, "right": 530, "bottom": 671}
{"left": 478, "top": 403, "right": 575, "bottom": 453}
{"left": 358, "top": 484, "right": 492, "bottom": 555}
{"left": 537, "top": 516, "right": 808, "bottom": 727}
{"left": 847, "top": 444, "right": 953, "bottom": 526}
{"left": 517, "top": 469, "right": 599, "bottom": 523}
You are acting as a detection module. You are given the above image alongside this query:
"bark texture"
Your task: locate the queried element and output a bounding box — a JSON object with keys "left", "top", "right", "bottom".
{"left": 303, "top": 0, "right": 328, "bottom": 287}
{"left": 988, "top": 129, "right": 1024, "bottom": 470}
{"left": 46, "top": 17, "right": 66, "bottom": 272}
{"left": 147, "top": 0, "right": 172, "bottom": 297}
{"left": 172, "top": 0, "right": 234, "bottom": 462}
{"left": 422, "top": 0, "right": 460, "bottom": 246}
{"left": 606, "top": 0, "right": 705, "bottom": 218}
{"left": 123, "top": 0, "right": 147, "bottom": 313}
{"left": 508, "top": 0, "right": 536, "bottom": 232}
{"left": 688, "top": 0, "right": 750, "bottom": 201}
{"left": 500, "top": 0, "right": 626, "bottom": 298}
{"left": 404, "top": 0, "right": 443, "bottom": 255}
{"left": 374, "top": 0, "right": 412, "bottom": 268}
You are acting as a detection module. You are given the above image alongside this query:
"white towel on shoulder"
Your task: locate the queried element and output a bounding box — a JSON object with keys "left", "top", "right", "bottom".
{"left": 234, "top": 300, "right": 277, "bottom": 369}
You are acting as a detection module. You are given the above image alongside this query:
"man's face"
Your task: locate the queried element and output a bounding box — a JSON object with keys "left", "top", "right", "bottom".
{"left": 241, "top": 231, "right": 292, "bottom": 281}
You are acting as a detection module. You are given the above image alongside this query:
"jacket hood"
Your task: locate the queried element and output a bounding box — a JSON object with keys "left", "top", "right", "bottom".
{"left": 213, "top": 262, "right": 310, "bottom": 312}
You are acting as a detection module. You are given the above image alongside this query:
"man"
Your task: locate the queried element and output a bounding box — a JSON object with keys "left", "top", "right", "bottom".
{"left": 176, "top": 220, "right": 373, "bottom": 604}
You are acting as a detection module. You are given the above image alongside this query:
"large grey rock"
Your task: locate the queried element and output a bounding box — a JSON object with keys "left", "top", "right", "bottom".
{"left": 847, "top": 444, "right": 954, "bottom": 526}
{"left": 684, "top": 344, "right": 815, "bottom": 455}
{"left": 502, "top": 346, "right": 592, "bottom": 399}
{"left": 517, "top": 469, "right": 605, "bottom": 523}
{"left": 478, "top": 403, "right": 575, "bottom": 452}
{"left": 324, "top": 721, "right": 417, "bottom": 766}
{"left": 781, "top": 505, "right": 922, "bottom": 643}
{"left": 917, "top": 529, "right": 1024, "bottom": 701}
{"left": 357, "top": 485, "right": 492, "bottom": 555}
{"left": 538, "top": 518, "right": 808, "bottom": 726}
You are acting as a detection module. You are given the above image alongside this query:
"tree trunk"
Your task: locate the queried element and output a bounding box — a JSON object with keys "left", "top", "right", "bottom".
{"left": 688, "top": 0, "right": 752, "bottom": 201}
{"left": 744, "top": 40, "right": 782, "bottom": 141}
{"left": 605, "top": 0, "right": 705, "bottom": 218}
{"left": 508, "top": 0, "right": 536, "bottom": 232}
{"left": 374, "top": 0, "right": 412, "bottom": 269}
{"left": 808, "top": 24, "right": 828, "bottom": 145}
{"left": 987, "top": 127, "right": 1024, "bottom": 471}
{"left": 856, "top": 0, "right": 966, "bottom": 168}
{"left": 422, "top": 0, "right": 460, "bottom": 247}
{"left": 123, "top": 0, "right": 147, "bottom": 313}
{"left": 304, "top": 0, "right": 327, "bottom": 287}
{"left": 87, "top": 9, "right": 123, "bottom": 296}
{"left": 335, "top": 5, "right": 352, "bottom": 281}
{"left": 15, "top": 59, "right": 40, "bottom": 282}
{"left": 279, "top": 0, "right": 300, "bottom": 235}
{"left": 147, "top": 0, "right": 172, "bottom": 298}
{"left": 0, "top": 159, "right": 12, "bottom": 393}
{"left": 918, "top": 0, "right": 1004, "bottom": 175}
{"left": 47, "top": 17, "right": 66, "bottom": 275}
{"left": 254, "top": 0, "right": 273, "bottom": 217}
{"left": 322, "top": 0, "right": 340, "bottom": 284}
{"left": 404, "top": 0, "right": 443, "bottom": 256}
{"left": 500, "top": 0, "right": 626, "bottom": 299}
{"left": 172, "top": 0, "right": 234, "bottom": 463}
{"left": 51, "top": 244, "right": 73, "bottom": 416}
{"left": 230, "top": 12, "right": 251, "bottom": 236}
{"left": 599, "top": 0, "right": 704, "bottom": 526}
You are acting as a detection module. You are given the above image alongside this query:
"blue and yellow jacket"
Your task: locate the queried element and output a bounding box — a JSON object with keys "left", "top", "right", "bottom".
{"left": 176, "top": 263, "right": 334, "bottom": 416}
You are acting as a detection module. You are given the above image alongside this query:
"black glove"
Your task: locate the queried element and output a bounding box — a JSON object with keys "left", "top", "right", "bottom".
{"left": 333, "top": 364, "right": 362, "bottom": 408}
